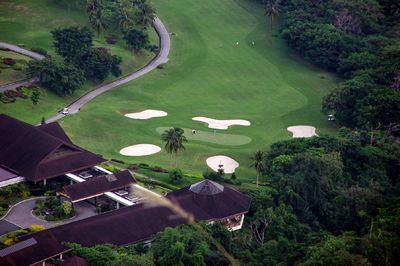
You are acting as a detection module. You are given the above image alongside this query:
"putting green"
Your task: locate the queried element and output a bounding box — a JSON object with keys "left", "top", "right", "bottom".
{"left": 59, "top": 0, "right": 339, "bottom": 185}
{"left": 156, "top": 127, "right": 252, "bottom": 146}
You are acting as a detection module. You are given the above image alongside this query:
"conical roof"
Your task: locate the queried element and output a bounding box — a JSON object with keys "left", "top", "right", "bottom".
{"left": 189, "top": 179, "right": 224, "bottom": 195}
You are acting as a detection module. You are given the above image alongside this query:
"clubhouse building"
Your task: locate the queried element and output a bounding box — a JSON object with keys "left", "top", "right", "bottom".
{"left": 0, "top": 114, "right": 250, "bottom": 266}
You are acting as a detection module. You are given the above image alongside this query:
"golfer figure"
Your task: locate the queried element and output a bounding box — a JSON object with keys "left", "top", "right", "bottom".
{"left": 192, "top": 129, "right": 196, "bottom": 135}
{"left": 251, "top": 40, "right": 255, "bottom": 46}
{"left": 235, "top": 41, "right": 239, "bottom": 47}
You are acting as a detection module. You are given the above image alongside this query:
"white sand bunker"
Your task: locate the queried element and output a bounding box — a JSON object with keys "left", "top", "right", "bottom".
{"left": 125, "top": 109, "right": 167, "bottom": 120}
{"left": 206, "top": 155, "right": 239, "bottom": 174}
{"left": 287, "top": 125, "right": 318, "bottom": 138}
{"left": 120, "top": 144, "right": 161, "bottom": 156}
{"left": 193, "top": 117, "right": 250, "bottom": 130}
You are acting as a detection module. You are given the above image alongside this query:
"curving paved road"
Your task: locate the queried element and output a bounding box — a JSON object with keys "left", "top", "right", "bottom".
{"left": 0, "top": 42, "right": 45, "bottom": 92}
{"left": 46, "top": 17, "right": 170, "bottom": 123}
{"left": 0, "top": 198, "right": 96, "bottom": 229}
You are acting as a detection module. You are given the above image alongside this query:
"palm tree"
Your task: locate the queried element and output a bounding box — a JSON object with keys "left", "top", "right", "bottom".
{"left": 161, "top": 128, "right": 187, "bottom": 167}
{"left": 135, "top": 0, "right": 156, "bottom": 27}
{"left": 116, "top": 0, "right": 135, "bottom": 31}
{"left": 86, "top": 0, "right": 107, "bottom": 35}
{"left": 264, "top": 0, "right": 280, "bottom": 31}
{"left": 250, "top": 150, "right": 266, "bottom": 187}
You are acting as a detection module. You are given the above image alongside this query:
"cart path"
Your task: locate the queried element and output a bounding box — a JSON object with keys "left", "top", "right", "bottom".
{"left": 46, "top": 17, "right": 170, "bottom": 123}
{"left": 0, "top": 42, "right": 45, "bottom": 92}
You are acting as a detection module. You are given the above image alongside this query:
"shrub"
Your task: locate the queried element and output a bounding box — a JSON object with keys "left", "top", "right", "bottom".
{"left": 169, "top": 169, "right": 183, "bottom": 183}
{"left": 147, "top": 44, "right": 158, "bottom": 53}
{"left": 111, "top": 158, "right": 125, "bottom": 164}
{"left": 3, "top": 58, "right": 16, "bottom": 66}
{"left": 128, "top": 164, "right": 139, "bottom": 170}
{"left": 28, "top": 225, "right": 45, "bottom": 232}
{"left": 11, "top": 63, "right": 23, "bottom": 71}
{"left": 30, "top": 47, "right": 48, "bottom": 56}
{"left": 99, "top": 164, "right": 118, "bottom": 173}
{"left": 3, "top": 239, "right": 14, "bottom": 246}
{"left": 0, "top": 93, "right": 15, "bottom": 103}
{"left": 62, "top": 201, "right": 73, "bottom": 215}
{"left": 106, "top": 35, "right": 118, "bottom": 44}
{"left": 151, "top": 166, "right": 169, "bottom": 173}
{"left": 139, "top": 163, "right": 150, "bottom": 169}
{"left": 203, "top": 170, "right": 223, "bottom": 181}
{"left": 4, "top": 89, "right": 27, "bottom": 99}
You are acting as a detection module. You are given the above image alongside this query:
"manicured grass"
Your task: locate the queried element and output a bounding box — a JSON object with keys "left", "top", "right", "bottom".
{"left": 0, "top": 0, "right": 157, "bottom": 124}
{"left": 156, "top": 127, "right": 252, "bottom": 146}
{"left": 0, "top": 51, "right": 31, "bottom": 85}
{"left": 60, "top": 0, "right": 340, "bottom": 185}
{"left": 5, "top": 0, "right": 340, "bottom": 185}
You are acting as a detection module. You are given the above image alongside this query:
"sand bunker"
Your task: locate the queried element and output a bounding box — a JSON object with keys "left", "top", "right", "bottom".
{"left": 192, "top": 117, "right": 250, "bottom": 130}
{"left": 206, "top": 155, "right": 239, "bottom": 174}
{"left": 125, "top": 109, "right": 167, "bottom": 120}
{"left": 287, "top": 125, "right": 317, "bottom": 138}
{"left": 120, "top": 144, "right": 161, "bottom": 156}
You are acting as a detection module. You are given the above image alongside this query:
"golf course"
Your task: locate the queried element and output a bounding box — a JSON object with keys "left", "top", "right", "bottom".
{"left": 0, "top": 0, "right": 157, "bottom": 122}
{"left": 54, "top": 0, "right": 340, "bottom": 183}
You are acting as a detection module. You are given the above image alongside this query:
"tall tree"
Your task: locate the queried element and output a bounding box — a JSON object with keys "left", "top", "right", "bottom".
{"left": 161, "top": 128, "right": 187, "bottom": 167}
{"left": 134, "top": 0, "right": 156, "bottom": 27}
{"left": 116, "top": 0, "right": 135, "bottom": 31}
{"left": 51, "top": 26, "right": 93, "bottom": 62}
{"left": 86, "top": 0, "right": 107, "bottom": 35}
{"left": 264, "top": 0, "right": 280, "bottom": 30}
{"left": 250, "top": 150, "right": 266, "bottom": 187}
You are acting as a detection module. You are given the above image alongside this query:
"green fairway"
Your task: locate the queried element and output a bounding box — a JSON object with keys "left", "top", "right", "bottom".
{"left": 59, "top": 0, "right": 338, "bottom": 184}
{"left": 0, "top": 0, "right": 157, "bottom": 124}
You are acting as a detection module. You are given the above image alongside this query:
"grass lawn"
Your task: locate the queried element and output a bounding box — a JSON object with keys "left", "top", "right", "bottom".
{"left": 0, "top": 0, "right": 157, "bottom": 124}
{"left": 59, "top": 0, "right": 341, "bottom": 185}
{"left": 0, "top": 51, "right": 31, "bottom": 85}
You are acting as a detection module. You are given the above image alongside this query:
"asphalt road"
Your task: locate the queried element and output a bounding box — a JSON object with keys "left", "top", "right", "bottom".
{"left": 0, "top": 42, "right": 44, "bottom": 92}
{"left": 46, "top": 17, "right": 170, "bottom": 123}
{"left": 0, "top": 198, "right": 97, "bottom": 229}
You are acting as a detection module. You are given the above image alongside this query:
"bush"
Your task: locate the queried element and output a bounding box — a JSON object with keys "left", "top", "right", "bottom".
{"left": 3, "top": 58, "right": 16, "bottom": 66}
{"left": 150, "top": 166, "right": 169, "bottom": 173}
{"left": 139, "top": 163, "right": 150, "bottom": 169}
{"left": 11, "top": 64, "right": 23, "bottom": 71}
{"left": 30, "top": 47, "right": 48, "bottom": 56}
{"left": 4, "top": 89, "right": 27, "bottom": 99}
{"left": 62, "top": 201, "right": 73, "bottom": 215}
{"left": 169, "top": 169, "right": 183, "bottom": 183}
{"left": 203, "top": 170, "right": 224, "bottom": 181}
{"left": 106, "top": 35, "right": 118, "bottom": 44}
{"left": 28, "top": 225, "right": 45, "bottom": 232}
{"left": 111, "top": 158, "right": 125, "bottom": 164}
{"left": 99, "top": 164, "right": 119, "bottom": 173}
{"left": 128, "top": 164, "right": 139, "bottom": 170}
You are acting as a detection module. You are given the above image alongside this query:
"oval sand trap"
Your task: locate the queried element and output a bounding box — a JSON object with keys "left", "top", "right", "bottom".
{"left": 206, "top": 155, "right": 239, "bottom": 174}
{"left": 125, "top": 109, "right": 167, "bottom": 120}
{"left": 287, "top": 125, "right": 317, "bottom": 138}
{"left": 120, "top": 144, "right": 161, "bottom": 156}
{"left": 192, "top": 117, "right": 250, "bottom": 130}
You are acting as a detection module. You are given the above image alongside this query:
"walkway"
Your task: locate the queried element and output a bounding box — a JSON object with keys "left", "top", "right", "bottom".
{"left": 46, "top": 17, "right": 170, "bottom": 123}
{"left": 0, "top": 42, "right": 45, "bottom": 92}
{"left": 0, "top": 198, "right": 97, "bottom": 230}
